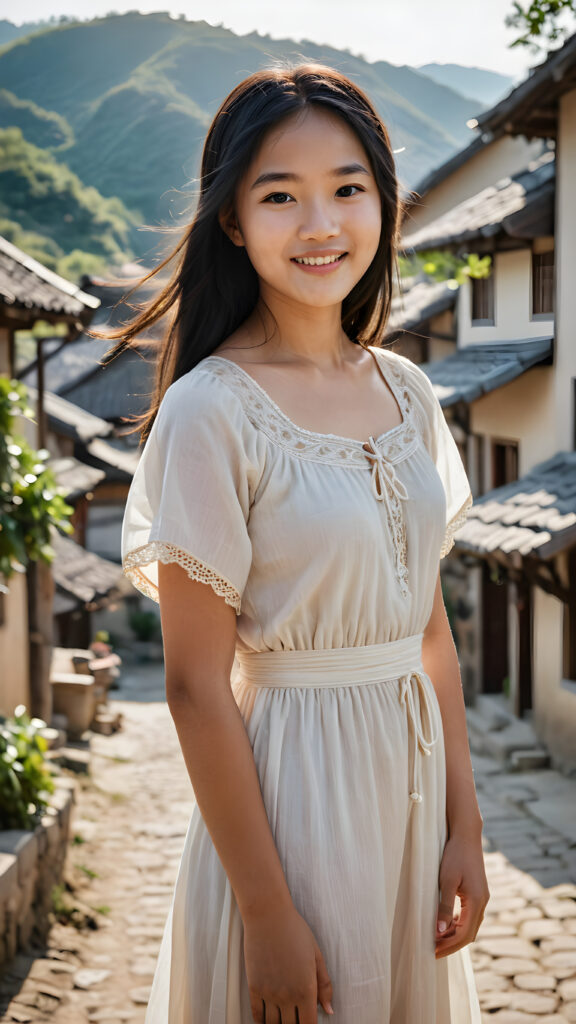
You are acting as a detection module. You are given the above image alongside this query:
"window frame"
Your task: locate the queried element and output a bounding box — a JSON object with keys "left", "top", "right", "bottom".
{"left": 471, "top": 264, "right": 495, "bottom": 326}
{"left": 531, "top": 249, "right": 555, "bottom": 320}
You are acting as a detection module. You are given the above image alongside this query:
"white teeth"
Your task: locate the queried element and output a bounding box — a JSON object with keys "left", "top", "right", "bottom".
{"left": 294, "top": 254, "right": 343, "bottom": 266}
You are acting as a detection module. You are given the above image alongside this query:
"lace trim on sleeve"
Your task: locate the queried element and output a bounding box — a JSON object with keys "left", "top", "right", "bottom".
{"left": 440, "top": 492, "right": 474, "bottom": 559}
{"left": 123, "top": 541, "right": 242, "bottom": 613}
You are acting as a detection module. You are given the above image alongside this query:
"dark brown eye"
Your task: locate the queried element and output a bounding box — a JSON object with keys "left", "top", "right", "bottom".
{"left": 263, "top": 192, "right": 292, "bottom": 204}
{"left": 336, "top": 185, "right": 364, "bottom": 198}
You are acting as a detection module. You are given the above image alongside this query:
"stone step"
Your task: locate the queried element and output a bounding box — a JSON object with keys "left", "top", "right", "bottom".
{"left": 474, "top": 694, "right": 516, "bottom": 731}
{"left": 509, "top": 748, "right": 551, "bottom": 772}
{"left": 47, "top": 746, "right": 91, "bottom": 774}
{"left": 482, "top": 720, "right": 542, "bottom": 766}
{"left": 90, "top": 710, "right": 123, "bottom": 736}
{"left": 466, "top": 707, "right": 544, "bottom": 771}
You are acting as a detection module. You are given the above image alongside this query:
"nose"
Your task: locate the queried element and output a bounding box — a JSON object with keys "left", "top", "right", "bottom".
{"left": 297, "top": 198, "right": 340, "bottom": 242}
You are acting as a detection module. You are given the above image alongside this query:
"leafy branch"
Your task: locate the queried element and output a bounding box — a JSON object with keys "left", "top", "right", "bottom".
{"left": 0, "top": 377, "right": 74, "bottom": 587}
{"left": 506, "top": 0, "right": 576, "bottom": 52}
{"left": 399, "top": 251, "right": 492, "bottom": 286}
{"left": 0, "top": 704, "right": 55, "bottom": 830}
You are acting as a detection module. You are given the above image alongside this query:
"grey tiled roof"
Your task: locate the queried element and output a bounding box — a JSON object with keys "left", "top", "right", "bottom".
{"left": 19, "top": 334, "right": 115, "bottom": 394}
{"left": 62, "top": 346, "right": 155, "bottom": 426}
{"left": 25, "top": 384, "right": 113, "bottom": 443}
{"left": 84, "top": 437, "right": 140, "bottom": 479}
{"left": 51, "top": 527, "right": 124, "bottom": 607}
{"left": 421, "top": 337, "right": 553, "bottom": 408}
{"left": 0, "top": 235, "right": 100, "bottom": 321}
{"left": 48, "top": 456, "right": 105, "bottom": 501}
{"left": 456, "top": 451, "right": 576, "bottom": 559}
{"left": 386, "top": 279, "right": 457, "bottom": 336}
{"left": 19, "top": 334, "right": 156, "bottom": 428}
{"left": 17, "top": 270, "right": 164, "bottom": 422}
{"left": 476, "top": 31, "right": 576, "bottom": 140}
{"left": 401, "top": 151, "right": 555, "bottom": 252}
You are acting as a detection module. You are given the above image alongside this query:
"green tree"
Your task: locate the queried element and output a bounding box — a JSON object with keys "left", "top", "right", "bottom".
{"left": 506, "top": 0, "right": 576, "bottom": 51}
{"left": 0, "top": 378, "right": 74, "bottom": 585}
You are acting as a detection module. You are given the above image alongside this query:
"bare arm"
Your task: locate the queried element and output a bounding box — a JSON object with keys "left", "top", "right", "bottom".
{"left": 158, "top": 560, "right": 293, "bottom": 920}
{"left": 157, "top": 561, "right": 333, "bottom": 1021}
{"left": 423, "top": 569, "right": 489, "bottom": 956}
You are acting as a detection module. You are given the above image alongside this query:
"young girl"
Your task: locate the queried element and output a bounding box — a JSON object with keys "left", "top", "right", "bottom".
{"left": 117, "top": 63, "right": 488, "bottom": 1023}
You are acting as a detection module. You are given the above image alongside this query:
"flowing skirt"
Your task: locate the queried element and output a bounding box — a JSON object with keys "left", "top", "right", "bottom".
{"left": 145, "top": 635, "right": 481, "bottom": 1023}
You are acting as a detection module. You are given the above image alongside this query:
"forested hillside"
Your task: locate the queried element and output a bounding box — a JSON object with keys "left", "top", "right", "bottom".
{"left": 0, "top": 12, "right": 487, "bottom": 278}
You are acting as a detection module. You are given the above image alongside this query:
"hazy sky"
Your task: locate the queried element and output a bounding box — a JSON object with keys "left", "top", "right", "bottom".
{"left": 1, "top": 0, "right": 549, "bottom": 80}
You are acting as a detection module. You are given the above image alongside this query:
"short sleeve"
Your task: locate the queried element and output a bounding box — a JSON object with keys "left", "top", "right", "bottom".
{"left": 121, "top": 370, "right": 261, "bottom": 613}
{"left": 398, "top": 354, "right": 474, "bottom": 559}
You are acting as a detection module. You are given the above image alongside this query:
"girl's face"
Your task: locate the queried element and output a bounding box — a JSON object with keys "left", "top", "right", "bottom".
{"left": 223, "top": 106, "right": 383, "bottom": 314}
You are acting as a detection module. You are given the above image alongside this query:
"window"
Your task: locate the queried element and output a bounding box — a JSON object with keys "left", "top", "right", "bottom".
{"left": 471, "top": 271, "right": 495, "bottom": 325}
{"left": 532, "top": 250, "right": 554, "bottom": 317}
{"left": 492, "top": 440, "right": 518, "bottom": 488}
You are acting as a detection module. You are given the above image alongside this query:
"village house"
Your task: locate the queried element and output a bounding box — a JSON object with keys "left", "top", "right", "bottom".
{"left": 389, "top": 105, "right": 547, "bottom": 366}
{"left": 0, "top": 237, "right": 128, "bottom": 721}
{"left": 19, "top": 268, "right": 162, "bottom": 567}
{"left": 400, "top": 33, "right": 576, "bottom": 773}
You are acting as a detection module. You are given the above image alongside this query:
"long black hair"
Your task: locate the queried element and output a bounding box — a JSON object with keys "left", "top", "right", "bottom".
{"left": 95, "top": 63, "right": 403, "bottom": 443}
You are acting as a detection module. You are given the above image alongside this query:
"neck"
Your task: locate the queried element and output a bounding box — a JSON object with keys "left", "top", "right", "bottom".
{"left": 245, "top": 287, "right": 357, "bottom": 370}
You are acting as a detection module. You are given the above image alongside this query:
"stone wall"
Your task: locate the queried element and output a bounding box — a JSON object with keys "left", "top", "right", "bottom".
{"left": 0, "top": 777, "right": 76, "bottom": 970}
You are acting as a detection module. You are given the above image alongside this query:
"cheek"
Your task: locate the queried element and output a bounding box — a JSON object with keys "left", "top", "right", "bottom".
{"left": 354, "top": 202, "right": 382, "bottom": 256}
{"left": 242, "top": 212, "right": 290, "bottom": 264}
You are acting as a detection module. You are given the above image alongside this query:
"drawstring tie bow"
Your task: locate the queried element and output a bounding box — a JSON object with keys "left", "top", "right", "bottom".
{"left": 399, "top": 671, "right": 440, "bottom": 804}
{"left": 362, "top": 435, "right": 409, "bottom": 506}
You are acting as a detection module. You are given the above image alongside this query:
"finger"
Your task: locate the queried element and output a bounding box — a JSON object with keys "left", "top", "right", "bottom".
{"left": 436, "top": 892, "right": 456, "bottom": 934}
{"left": 281, "top": 1008, "right": 298, "bottom": 1024}
{"left": 298, "top": 999, "right": 319, "bottom": 1024}
{"left": 264, "top": 1004, "right": 281, "bottom": 1024}
{"left": 250, "top": 996, "right": 265, "bottom": 1024}
{"left": 435, "top": 902, "right": 483, "bottom": 957}
{"left": 315, "top": 946, "right": 334, "bottom": 1016}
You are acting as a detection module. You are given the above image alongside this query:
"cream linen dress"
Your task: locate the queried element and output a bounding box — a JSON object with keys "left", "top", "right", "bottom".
{"left": 121, "top": 344, "right": 481, "bottom": 1023}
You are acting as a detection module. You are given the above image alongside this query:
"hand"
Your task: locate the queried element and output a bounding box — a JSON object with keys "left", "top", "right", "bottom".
{"left": 243, "top": 903, "right": 334, "bottom": 1023}
{"left": 435, "top": 832, "right": 490, "bottom": 958}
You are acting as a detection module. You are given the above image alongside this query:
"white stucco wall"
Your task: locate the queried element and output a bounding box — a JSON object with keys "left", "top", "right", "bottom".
{"left": 459, "top": 250, "right": 554, "bottom": 347}
{"left": 532, "top": 584, "right": 576, "bottom": 773}
{"left": 404, "top": 135, "right": 545, "bottom": 234}
{"left": 530, "top": 88, "right": 576, "bottom": 769}
{"left": 0, "top": 571, "right": 30, "bottom": 718}
{"left": 555, "top": 88, "right": 576, "bottom": 450}
{"left": 470, "top": 366, "right": 555, "bottom": 476}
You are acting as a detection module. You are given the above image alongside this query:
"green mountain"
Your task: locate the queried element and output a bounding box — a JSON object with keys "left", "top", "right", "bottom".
{"left": 0, "top": 127, "right": 138, "bottom": 277}
{"left": 0, "top": 89, "right": 73, "bottom": 149}
{"left": 0, "top": 12, "right": 487, "bottom": 271}
{"left": 417, "top": 63, "right": 515, "bottom": 106}
{"left": 0, "top": 19, "right": 50, "bottom": 48}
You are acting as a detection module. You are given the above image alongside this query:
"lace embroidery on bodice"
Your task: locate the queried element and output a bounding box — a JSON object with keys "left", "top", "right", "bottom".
{"left": 201, "top": 349, "right": 418, "bottom": 598}
{"left": 201, "top": 350, "right": 419, "bottom": 466}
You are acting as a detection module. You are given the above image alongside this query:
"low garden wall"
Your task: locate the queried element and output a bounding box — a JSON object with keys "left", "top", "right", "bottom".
{"left": 0, "top": 777, "right": 76, "bottom": 969}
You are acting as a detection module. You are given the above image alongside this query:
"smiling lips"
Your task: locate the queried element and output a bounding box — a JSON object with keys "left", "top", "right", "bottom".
{"left": 291, "top": 252, "right": 347, "bottom": 272}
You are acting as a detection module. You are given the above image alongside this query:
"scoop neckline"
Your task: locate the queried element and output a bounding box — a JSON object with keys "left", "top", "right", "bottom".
{"left": 203, "top": 345, "right": 410, "bottom": 448}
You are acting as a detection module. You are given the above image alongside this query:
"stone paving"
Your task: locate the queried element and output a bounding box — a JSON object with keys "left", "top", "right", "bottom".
{"left": 0, "top": 661, "right": 575, "bottom": 1022}
{"left": 470, "top": 752, "right": 576, "bottom": 1022}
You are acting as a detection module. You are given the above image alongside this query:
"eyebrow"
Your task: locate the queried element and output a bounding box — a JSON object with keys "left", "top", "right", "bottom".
{"left": 250, "top": 162, "right": 371, "bottom": 190}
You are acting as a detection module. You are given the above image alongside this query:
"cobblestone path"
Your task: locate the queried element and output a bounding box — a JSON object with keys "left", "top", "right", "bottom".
{"left": 1, "top": 677, "right": 576, "bottom": 1022}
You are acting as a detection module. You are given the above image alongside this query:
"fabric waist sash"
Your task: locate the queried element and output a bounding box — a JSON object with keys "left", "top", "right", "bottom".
{"left": 236, "top": 633, "right": 439, "bottom": 807}
{"left": 236, "top": 633, "right": 425, "bottom": 688}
